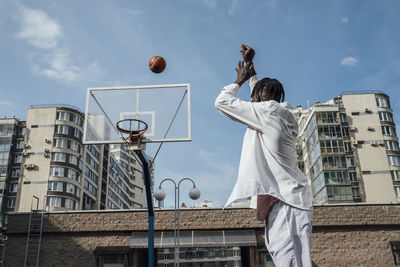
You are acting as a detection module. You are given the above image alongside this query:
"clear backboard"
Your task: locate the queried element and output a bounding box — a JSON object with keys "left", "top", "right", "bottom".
{"left": 83, "top": 84, "right": 191, "bottom": 145}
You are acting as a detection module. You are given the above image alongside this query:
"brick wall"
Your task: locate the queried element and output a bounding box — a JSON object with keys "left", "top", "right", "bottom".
{"left": 4, "top": 204, "right": 400, "bottom": 266}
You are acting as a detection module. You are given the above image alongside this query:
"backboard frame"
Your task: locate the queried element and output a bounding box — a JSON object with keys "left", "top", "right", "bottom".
{"left": 83, "top": 83, "right": 191, "bottom": 145}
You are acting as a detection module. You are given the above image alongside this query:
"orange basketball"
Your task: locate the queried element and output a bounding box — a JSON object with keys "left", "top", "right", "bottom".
{"left": 149, "top": 56, "right": 166, "bottom": 73}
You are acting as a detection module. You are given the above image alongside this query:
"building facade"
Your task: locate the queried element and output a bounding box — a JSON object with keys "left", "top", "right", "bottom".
{"left": 3, "top": 204, "right": 400, "bottom": 266}
{"left": 0, "top": 118, "right": 25, "bottom": 227}
{"left": 296, "top": 92, "right": 400, "bottom": 204}
{"left": 1, "top": 105, "right": 148, "bottom": 215}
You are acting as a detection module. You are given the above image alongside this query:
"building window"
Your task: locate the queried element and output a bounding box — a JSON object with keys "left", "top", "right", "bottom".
{"left": 388, "top": 155, "right": 400, "bottom": 166}
{"left": 84, "top": 179, "right": 97, "bottom": 197}
{"left": 103, "top": 255, "right": 124, "bottom": 266}
{"left": 322, "top": 155, "right": 347, "bottom": 169}
{"left": 107, "top": 199, "right": 118, "bottom": 209}
{"left": 51, "top": 152, "right": 66, "bottom": 162}
{"left": 316, "top": 111, "right": 338, "bottom": 124}
{"left": 7, "top": 197, "right": 16, "bottom": 208}
{"left": 56, "top": 111, "right": 70, "bottom": 121}
{"left": 385, "top": 140, "right": 399, "bottom": 151}
{"left": 344, "top": 142, "right": 352, "bottom": 152}
{"left": 11, "top": 168, "right": 21, "bottom": 178}
{"left": 349, "top": 172, "right": 357, "bottom": 182}
{"left": 376, "top": 97, "right": 390, "bottom": 108}
{"left": 352, "top": 187, "right": 361, "bottom": 198}
{"left": 72, "top": 114, "right": 83, "bottom": 127}
{"left": 0, "top": 138, "right": 12, "bottom": 150}
{"left": 86, "top": 154, "right": 99, "bottom": 172}
{"left": 85, "top": 166, "right": 99, "bottom": 184}
{"left": 70, "top": 140, "right": 82, "bottom": 154}
{"left": 47, "top": 196, "right": 62, "bottom": 207}
{"left": 54, "top": 138, "right": 68, "bottom": 148}
{"left": 14, "top": 154, "right": 22, "bottom": 163}
{"left": 0, "top": 125, "right": 14, "bottom": 136}
{"left": 382, "top": 126, "right": 396, "bottom": 136}
{"left": 16, "top": 140, "right": 24, "bottom": 149}
{"left": 346, "top": 157, "right": 355, "bottom": 167}
{"left": 339, "top": 113, "right": 347, "bottom": 123}
{"left": 64, "top": 198, "right": 76, "bottom": 210}
{"left": 69, "top": 155, "right": 78, "bottom": 165}
{"left": 87, "top": 144, "right": 100, "bottom": 160}
{"left": 56, "top": 125, "right": 69, "bottom": 135}
{"left": 318, "top": 125, "right": 342, "bottom": 139}
{"left": 73, "top": 128, "right": 82, "bottom": 139}
{"left": 394, "top": 186, "right": 400, "bottom": 198}
{"left": 0, "top": 151, "right": 9, "bottom": 165}
{"left": 391, "top": 170, "right": 400, "bottom": 181}
{"left": 48, "top": 181, "right": 63, "bottom": 192}
{"left": 9, "top": 183, "right": 18, "bottom": 193}
{"left": 66, "top": 183, "right": 75, "bottom": 194}
{"left": 50, "top": 167, "right": 65, "bottom": 177}
{"left": 379, "top": 111, "right": 393, "bottom": 122}
{"left": 20, "top": 127, "right": 27, "bottom": 136}
{"left": 68, "top": 168, "right": 81, "bottom": 184}
{"left": 75, "top": 187, "right": 81, "bottom": 198}
{"left": 207, "top": 248, "right": 216, "bottom": 258}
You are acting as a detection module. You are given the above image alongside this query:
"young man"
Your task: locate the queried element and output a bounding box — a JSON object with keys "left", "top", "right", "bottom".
{"left": 215, "top": 44, "right": 313, "bottom": 266}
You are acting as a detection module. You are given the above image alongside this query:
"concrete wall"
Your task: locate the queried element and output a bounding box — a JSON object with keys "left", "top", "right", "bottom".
{"left": 4, "top": 204, "right": 400, "bottom": 266}
{"left": 342, "top": 94, "right": 398, "bottom": 203}
{"left": 17, "top": 107, "right": 57, "bottom": 212}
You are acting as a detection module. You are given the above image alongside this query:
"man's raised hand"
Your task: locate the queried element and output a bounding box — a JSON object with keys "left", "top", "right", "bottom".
{"left": 234, "top": 61, "right": 255, "bottom": 86}
{"left": 240, "top": 44, "right": 255, "bottom": 63}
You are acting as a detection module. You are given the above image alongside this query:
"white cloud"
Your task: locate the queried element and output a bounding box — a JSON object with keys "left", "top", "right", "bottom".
{"left": 14, "top": 4, "right": 105, "bottom": 84}
{"left": 31, "top": 49, "right": 104, "bottom": 83}
{"left": 201, "top": 0, "right": 218, "bottom": 10}
{"left": 0, "top": 100, "right": 15, "bottom": 107}
{"left": 341, "top": 17, "right": 348, "bottom": 23}
{"left": 15, "top": 5, "right": 63, "bottom": 49}
{"left": 341, "top": 57, "right": 358, "bottom": 66}
{"left": 228, "top": 0, "right": 239, "bottom": 16}
{"left": 126, "top": 8, "right": 144, "bottom": 16}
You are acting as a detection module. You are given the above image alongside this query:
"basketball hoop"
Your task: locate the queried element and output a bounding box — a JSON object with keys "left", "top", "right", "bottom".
{"left": 116, "top": 119, "right": 148, "bottom": 150}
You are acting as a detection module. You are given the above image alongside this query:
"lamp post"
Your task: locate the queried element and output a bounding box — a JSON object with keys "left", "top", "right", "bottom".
{"left": 154, "top": 178, "right": 201, "bottom": 267}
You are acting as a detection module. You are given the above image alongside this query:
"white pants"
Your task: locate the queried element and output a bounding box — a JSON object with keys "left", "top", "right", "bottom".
{"left": 265, "top": 201, "right": 313, "bottom": 267}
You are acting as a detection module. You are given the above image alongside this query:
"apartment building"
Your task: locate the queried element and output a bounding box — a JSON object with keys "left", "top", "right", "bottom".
{"left": 296, "top": 91, "right": 400, "bottom": 204}
{"left": 0, "top": 118, "right": 25, "bottom": 226}
{"left": 1, "top": 104, "right": 148, "bottom": 215}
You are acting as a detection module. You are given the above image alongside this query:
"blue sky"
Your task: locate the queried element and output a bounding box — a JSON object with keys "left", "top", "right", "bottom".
{"left": 1, "top": 0, "right": 400, "bottom": 207}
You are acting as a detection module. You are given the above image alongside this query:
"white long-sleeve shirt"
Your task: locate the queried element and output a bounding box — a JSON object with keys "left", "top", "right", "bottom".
{"left": 215, "top": 75, "right": 313, "bottom": 210}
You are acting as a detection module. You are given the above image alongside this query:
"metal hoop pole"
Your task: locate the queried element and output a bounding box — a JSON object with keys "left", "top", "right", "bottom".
{"left": 135, "top": 151, "right": 154, "bottom": 267}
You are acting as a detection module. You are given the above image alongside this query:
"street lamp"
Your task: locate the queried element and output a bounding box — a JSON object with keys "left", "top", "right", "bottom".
{"left": 154, "top": 178, "right": 200, "bottom": 267}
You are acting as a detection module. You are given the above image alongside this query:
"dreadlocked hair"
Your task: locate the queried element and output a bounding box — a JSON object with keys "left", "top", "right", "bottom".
{"left": 251, "top": 78, "right": 285, "bottom": 103}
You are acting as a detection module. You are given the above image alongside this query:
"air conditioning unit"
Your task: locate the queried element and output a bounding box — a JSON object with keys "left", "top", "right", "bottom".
{"left": 45, "top": 139, "right": 51, "bottom": 144}
{"left": 365, "top": 108, "right": 372, "bottom": 113}
{"left": 349, "top": 127, "right": 356, "bottom": 131}
{"left": 22, "top": 152, "right": 30, "bottom": 157}
{"left": 371, "top": 141, "right": 378, "bottom": 147}
{"left": 44, "top": 148, "right": 50, "bottom": 153}
{"left": 23, "top": 144, "right": 31, "bottom": 149}
{"left": 44, "top": 153, "right": 50, "bottom": 158}
{"left": 367, "top": 127, "right": 374, "bottom": 131}
{"left": 352, "top": 140, "right": 358, "bottom": 146}
{"left": 24, "top": 164, "right": 36, "bottom": 170}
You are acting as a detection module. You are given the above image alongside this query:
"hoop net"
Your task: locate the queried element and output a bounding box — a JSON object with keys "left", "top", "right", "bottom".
{"left": 116, "top": 119, "right": 148, "bottom": 150}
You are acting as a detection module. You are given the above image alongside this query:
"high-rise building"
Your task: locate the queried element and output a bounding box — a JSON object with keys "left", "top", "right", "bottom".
{"left": 1, "top": 104, "right": 148, "bottom": 215}
{"left": 296, "top": 91, "right": 400, "bottom": 204}
{"left": 0, "top": 118, "right": 25, "bottom": 226}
